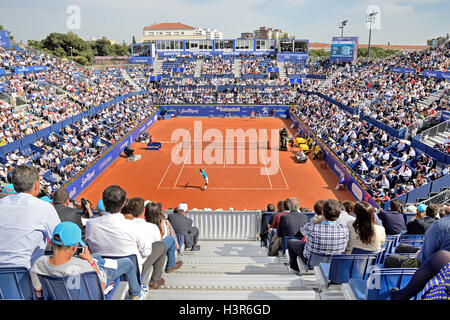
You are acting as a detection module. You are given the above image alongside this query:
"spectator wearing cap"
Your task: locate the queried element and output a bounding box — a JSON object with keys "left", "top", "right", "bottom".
{"left": 30, "top": 221, "right": 148, "bottom": 300}
{"left": 53, "top": 188, "right": 84, "bottom": 232}
{"left": 85, "top": 185, "right": 166, "bottom": 289}
{"left": 0, "top": 165, "right": 61, "bottom": 268}
{"left": 30, "top": 221, "right": 107, "bottom": 298}
{"left": 1, "top": 183, "right": 15, "bottom": 194}
{"left": 406, "top": 204, "right": 439, "bottom": 235}
{"left": 168, "top": 202, "right": 200, "bottom": 251}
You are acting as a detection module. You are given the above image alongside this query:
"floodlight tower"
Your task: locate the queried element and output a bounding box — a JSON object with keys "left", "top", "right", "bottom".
{"left": 339, "top": 20, "right": 348, "bottom": 37}
{"left": 366, "top": 11, "right": 378, "bottom": 59}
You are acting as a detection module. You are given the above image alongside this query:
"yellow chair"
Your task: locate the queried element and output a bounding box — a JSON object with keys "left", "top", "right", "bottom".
{"left": 296, "top": 137, "right": 306, "bottom": 145}
{"left": 299, "top": 144, "right": 310, "bottom": 151}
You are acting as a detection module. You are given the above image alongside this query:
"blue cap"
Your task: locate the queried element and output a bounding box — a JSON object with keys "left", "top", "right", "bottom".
{"left": 1, "top": 184, "right": 15, "bottom": 194}
{"left": 417, "top": 204, "right": 427, "bottom": 213}
{"left": 52, "top": 222, "right": 86, "bottom": 247}
{"left": 96, "top": 199, "right": 105, "bottom": 211}
{"left": 40, "top": 196, "right": 52, "bottom": 203}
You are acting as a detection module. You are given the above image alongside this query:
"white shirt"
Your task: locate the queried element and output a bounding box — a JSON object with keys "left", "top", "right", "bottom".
{"left": 132, "top": 218, "right": 162, "bottom": 253}
{"left": 85, "top": 213, "right": 152, "bottom": 272}
{"left": 0, "top": 193, "right": 61, "bottom": 268}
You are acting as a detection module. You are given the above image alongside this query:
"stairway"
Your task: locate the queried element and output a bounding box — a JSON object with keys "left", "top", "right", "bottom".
{"left": 233, "top": 58, "right": 241, "bottom": 79}
{"left": 153, "top": 57, "right": 163, "bottom": 76}
{"left": 418, "top": 88, "right": 446, "bottom": 108}
{"left": 194, "top": 58, "right": 203, "bottom": 78}
{"left": 120, "top": 69, "right": 140, "bottom": 91}
{"left": 277, "top": 61, "right": 288, "bottom": 80}
{"left": 145, "top": 240, "right": 344, "bottom": 300}
{"left": 423, "top": 130, "right": 449, "bottom": 147}
{"left": 319, "top": 66, "right": 344, "bottom": 90}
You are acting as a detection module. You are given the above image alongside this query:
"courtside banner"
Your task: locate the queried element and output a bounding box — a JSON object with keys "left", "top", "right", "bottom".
{"left": 64, "top": 111, "right": 160, "bottom": 199}
{"left": 391, "top": 67, "right": 416, "bottom": 74}
{"left": 159, "top": 105, "right": 290, "bottom": 118}
{"left": 289, "top": 111, "right": 380, "bottom": 210}
{"left": 14, "top": 65, "right": 47, "bottom": 73}
{"left": 422, "top": 70, "right": 450, "bottom": 79}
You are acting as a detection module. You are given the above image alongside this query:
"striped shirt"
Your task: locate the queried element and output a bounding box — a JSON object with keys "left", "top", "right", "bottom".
{"left": 300, "top": 221, "right": 349, "bottom": 260}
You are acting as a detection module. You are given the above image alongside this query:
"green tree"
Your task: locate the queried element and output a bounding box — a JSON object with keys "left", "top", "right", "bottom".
{"left": 309, "top": 49, "right": 330, "bottom": 57}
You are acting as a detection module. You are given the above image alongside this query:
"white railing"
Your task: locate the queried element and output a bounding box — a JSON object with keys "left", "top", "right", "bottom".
{"left": 165, "top": 210, "right": 261, "bottom": 240}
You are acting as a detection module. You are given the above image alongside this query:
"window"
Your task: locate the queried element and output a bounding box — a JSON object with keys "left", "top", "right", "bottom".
{"left": 166, "top": 32, "right": 171, "bottom": 36}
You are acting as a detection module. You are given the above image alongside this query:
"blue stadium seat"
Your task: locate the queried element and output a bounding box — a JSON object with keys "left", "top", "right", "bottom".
{"left": 351, "top": 248, "right": 386, "bottom": 266}
{"left": 398, "top": 239, "right": 424, "bottom": 249}
{"left": 0, "top": 267, "right": 36, "bottom": 300}
{"left": 347, "top": 268, "right": 419, "bottom": 300}
{"left": 101, "top": 254, "right": 141, "bottom": 285}
{"left": 386, "top": 234, "right": 402, "bottom": 252}
{"left": 401, "top": 234, "right": 425, "bottom": 241}
{"left": 315, "top": 254, "right": 378, "bottom": 288}
{"left": 37, "top": 271, "right": 107, "bottom": 300}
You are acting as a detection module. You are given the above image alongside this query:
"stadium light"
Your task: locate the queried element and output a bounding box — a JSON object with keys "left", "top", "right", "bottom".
{"left": 366, "top": 11, "right": 378, "bottom": 59}
{"left": 338, "top": 20, "right": 348, "bottom": 37}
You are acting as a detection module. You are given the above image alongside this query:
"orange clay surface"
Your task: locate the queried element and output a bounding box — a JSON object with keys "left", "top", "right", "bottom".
{"left": 79, "top": 117, "right": 354, "bottom": 210}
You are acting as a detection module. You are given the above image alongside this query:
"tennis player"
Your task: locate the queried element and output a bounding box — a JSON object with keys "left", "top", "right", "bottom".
{"left": 199, "top": 169, "right": 208, "bottom": 191}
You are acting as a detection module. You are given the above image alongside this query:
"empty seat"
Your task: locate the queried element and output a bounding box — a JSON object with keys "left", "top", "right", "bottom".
{"left": 315, "top": 254, "right": 378, "bottom": 288}
{"left": 346, "top": 268, "right": 419, "bottom": 300}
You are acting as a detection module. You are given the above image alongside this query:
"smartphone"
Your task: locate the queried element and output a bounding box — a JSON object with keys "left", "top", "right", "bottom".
{"left": 75, "top": 247, "right": 85, "bottom": 255}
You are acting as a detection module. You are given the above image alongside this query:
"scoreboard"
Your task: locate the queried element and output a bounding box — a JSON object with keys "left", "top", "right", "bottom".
{"left": 129, "top": 43, "right": 155, "bottom": 64}
{"left": 329, "top": 37, "right": 358, "bottom": 63}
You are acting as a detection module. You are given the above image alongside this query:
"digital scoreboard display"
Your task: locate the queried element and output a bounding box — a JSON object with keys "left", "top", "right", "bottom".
{"left": 132, "top": 44, "right": 152, "bottom": 57}
{"left": 330, "top": 42, "right": 355, "bottom": 59}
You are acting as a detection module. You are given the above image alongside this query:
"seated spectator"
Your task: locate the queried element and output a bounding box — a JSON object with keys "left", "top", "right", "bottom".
{"left": 144, "top": 201, "right": 183, "bottom": 273}
{"left": 85, "top": 185, "right": 167, "bottom": 289}
{"left": 52, "top": 188, "right": 83, "bottom": 231}
{"left": 167, "top": 202, "right": 200, "bottom": 251}
{"left": 377, "top": 199, "right": 406, "bottom": 235}
{"left": 31, "top": 221, "right": 148, "bottom": 300}
{"left": 344, "top": 201, "right": 386, "bottom": 254}
{"left": 0, "top": 165, "right": 60, "bottom": 268}
{"left": 310, "top": 200, "right": 326, "bottom": 224}
{"left": 276, "top": 197, "right": 308, "bottom": 239}
{"left": 259, "top": 203, "right": 276, "bottom": 247}
{"left": 385, "top": 206, "right": 450, "bottom": 269}
{"left": 342, "top": 200, "right": 355, "bottom": 217}
{"left": 336, "top": 201, "right": 356, "bottom": 226}
{"left": 406, "top": 204, "right": 439, "bottom": 235}
{"left": 390, "top": 250, "right": 450, "bottom": 300}
{"left": 268, "top": 198, "right": 291, "bottom": 256}
{"left": 287, "top": 199, "right": 350, "bottom": 273}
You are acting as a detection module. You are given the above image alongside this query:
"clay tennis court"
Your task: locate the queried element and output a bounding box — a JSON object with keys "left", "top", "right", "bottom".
{"left": 79, "top": 117, "right": 354, "bottom": 210}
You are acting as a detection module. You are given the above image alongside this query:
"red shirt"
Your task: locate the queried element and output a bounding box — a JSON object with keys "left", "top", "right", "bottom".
{"left": 272, "top": 211, "right": 289, "bottom": 229}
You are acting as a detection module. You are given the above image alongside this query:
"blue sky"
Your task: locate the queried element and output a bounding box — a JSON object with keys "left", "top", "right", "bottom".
{"left": 1, "top": 0, "right": 449, "bottom": 45}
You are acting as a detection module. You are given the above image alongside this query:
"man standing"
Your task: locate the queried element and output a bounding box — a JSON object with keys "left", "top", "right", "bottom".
{"left": 168, "top": 202, "right": 200, "bottom": 251}
{"left": 199, "top": 169, "right": 208, "bottom": 191}
{"left": 0, "top": 165, "right": 61, "bottom": 268}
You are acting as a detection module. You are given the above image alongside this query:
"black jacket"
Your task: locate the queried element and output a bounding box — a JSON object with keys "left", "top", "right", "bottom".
{"left": 276, "top": 211, "right": 308, "bottom": 238}
{"left": 406, "top": 217, "right": 437, "bottom": 235}
{"left": 377, "top": 210, "right": 406, "bottom": 235}
{"left": 53, "top": 204, "right": 84, "bottom": 235}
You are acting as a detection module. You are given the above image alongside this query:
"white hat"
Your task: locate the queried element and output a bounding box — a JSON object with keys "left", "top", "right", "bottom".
{"left": 178, "top": 202, "right": 188, "bottom": 212}
{"left": 406, "top": 205, "right": 417, "bottom": 213}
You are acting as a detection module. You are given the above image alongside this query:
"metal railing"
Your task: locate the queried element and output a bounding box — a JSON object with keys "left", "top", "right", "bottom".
{"left": 418, "top": 189, "right": 450, "bottom": 206}
{"left": 419, "top": 119, "right": 449, "bottom": 141}
{"left": 405, "top": 111, "right": 443, "bottom": 140}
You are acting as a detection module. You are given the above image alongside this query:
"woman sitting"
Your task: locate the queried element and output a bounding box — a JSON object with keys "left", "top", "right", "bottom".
{"left": 344, "top": 201, "right": 386, "bottom": 254}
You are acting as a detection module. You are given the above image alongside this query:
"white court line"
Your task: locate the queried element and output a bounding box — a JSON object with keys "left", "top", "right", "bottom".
{"left": 184, "top": 166, "right": 263, "bottom": 169}
{"left": 173, "top": 127, "right": 202, "bottom": 188}
{"left": 157, "top": 137, "right": 184, "bottom": 189}
{"left": 259, "top": 150, "right": 273, "bottom": 190}
{"left": 158, "top": 187, "right": 288, "bottom": 190}
{"left": 275, "top": 153, "right": 289, "bottom": 190}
